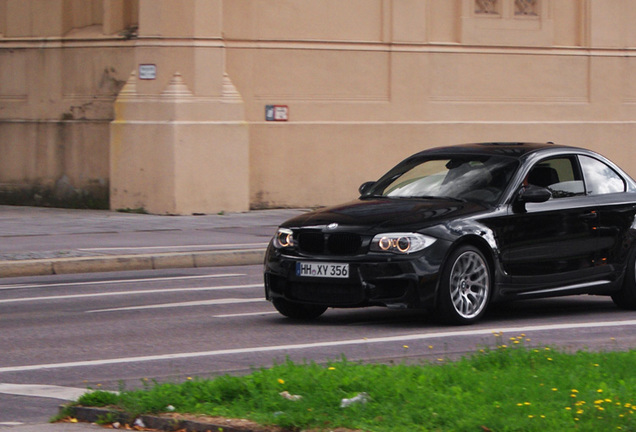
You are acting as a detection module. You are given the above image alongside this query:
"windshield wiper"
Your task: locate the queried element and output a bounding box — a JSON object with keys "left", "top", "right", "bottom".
{"left": 412, "top": 195, "right": 466, "bottom": 202}
{"left": 370, "top": 195, "right": 467, "bottom": 202}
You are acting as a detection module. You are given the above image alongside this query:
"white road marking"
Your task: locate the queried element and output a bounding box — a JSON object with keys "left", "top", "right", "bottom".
{"left": 0, "top": 284, "right": 263, "bottom": 305}
{"left": 1, "top": 319, "right": 635, "bottom": 374}
{"left": 79, "top": 243, "right": 268, "bottom": 252}
{"left": 0, "top": 383, "right": 88, "bottom": 401}
{"left": 87, "top": 298, "right": 266, "bottom": 313}
{"left": 0, "top": 273, "right": 244, "bottom": 291}
{"left": 213, "top": 311, "right": 279, "bottom": 318}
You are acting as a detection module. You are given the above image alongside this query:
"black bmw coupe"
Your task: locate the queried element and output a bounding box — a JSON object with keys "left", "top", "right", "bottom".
{"left": 264, "top": 142, "right": 636, "bottom": 324}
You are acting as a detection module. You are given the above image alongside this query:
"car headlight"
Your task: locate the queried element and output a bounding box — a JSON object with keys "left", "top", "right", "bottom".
{"left": 273, "top": 228, "right": 294, "bottom": 249}
{"left": 370, "top": 233, "right": 436, "bottom": 254}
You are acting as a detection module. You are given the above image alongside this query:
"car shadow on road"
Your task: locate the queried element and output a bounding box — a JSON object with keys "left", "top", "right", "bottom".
{"left": 485, "top": 295, "right": 621, "bottom": 322}
{"left": 265, "top": 295, "right": 630, "bottom": 328}
{"left": 264, "top": 306, "right": 429, "bottom": 328}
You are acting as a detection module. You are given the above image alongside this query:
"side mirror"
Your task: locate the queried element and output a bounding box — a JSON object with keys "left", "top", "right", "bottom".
{"left": 359, "top": 181, "right": 376, "bottom": 196}
{"left": 517, "top": 185, "right": 552, "bottom": 204}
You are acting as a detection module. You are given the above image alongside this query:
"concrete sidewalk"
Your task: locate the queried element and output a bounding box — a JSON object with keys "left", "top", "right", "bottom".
{"left": 0, "top": 205, "right": 306, "bottom": 278}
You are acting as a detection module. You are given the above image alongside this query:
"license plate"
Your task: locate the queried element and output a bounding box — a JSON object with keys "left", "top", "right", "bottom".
{"left": 296, "top": 262, "right": 349, "bottom": 279}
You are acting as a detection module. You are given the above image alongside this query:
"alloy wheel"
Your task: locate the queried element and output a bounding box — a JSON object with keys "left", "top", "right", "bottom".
{"left": 448, "top": 250, "right": 490, "bottom": 319}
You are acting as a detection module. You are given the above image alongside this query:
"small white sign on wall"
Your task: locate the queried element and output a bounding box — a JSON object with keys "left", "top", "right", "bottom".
{"left": 138, "top": 64, "right": 157, "bottom": 80}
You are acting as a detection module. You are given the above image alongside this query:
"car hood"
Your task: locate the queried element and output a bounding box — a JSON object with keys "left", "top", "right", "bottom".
{"left": 282, "top": 198, "right": 489, "bottom": 232}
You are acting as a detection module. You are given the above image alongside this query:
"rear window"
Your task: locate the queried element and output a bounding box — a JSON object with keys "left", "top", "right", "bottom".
{"left": 579, "top": 155, "right": 625, "bottom": 195}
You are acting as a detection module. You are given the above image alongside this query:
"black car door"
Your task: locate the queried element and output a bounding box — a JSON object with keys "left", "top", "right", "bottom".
{"left": 495, "top": 156, "right": 605, "bottom": 295}
{"left": 578, "top": 155, "right": 636, "bottom": 275}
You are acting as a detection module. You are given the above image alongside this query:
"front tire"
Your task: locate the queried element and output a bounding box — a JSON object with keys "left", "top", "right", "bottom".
{"left": 612, "top": 247, "right": 636, "bottom": 310}
{"left": 272, "top": 298, "right": 328, "bottom": 320}
{"left": 436, "top": 245, "right": 492, "bottom": 325}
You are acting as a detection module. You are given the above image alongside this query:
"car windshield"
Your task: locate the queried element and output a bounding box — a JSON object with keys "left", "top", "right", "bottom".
{"left": 365, "top": 155, "right": 519, "bottom": 204}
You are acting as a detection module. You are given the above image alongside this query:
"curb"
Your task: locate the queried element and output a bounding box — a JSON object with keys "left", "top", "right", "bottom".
{"left": 62, "top": 405, "right": 279, "bottom": 432}
{"left": 0, "top": 249, "right": 266, "bottom": 278}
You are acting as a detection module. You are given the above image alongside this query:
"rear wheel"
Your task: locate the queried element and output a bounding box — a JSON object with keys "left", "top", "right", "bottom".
{"left": 272, "top": 298, "right": 327, "bottom": 320}
{"left": 612, "top": 248, "right": 636, "bottom": 310}
{"left": 436, "top": 245, "right": 491, "bottom": 325}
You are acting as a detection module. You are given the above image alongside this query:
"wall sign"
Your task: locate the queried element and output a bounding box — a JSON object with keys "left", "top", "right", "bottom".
{"left": 266, "top": 105, "right": 289, "bottom": 121}
{"left": 139, "top": 64, "right": 157, "bottom": 80}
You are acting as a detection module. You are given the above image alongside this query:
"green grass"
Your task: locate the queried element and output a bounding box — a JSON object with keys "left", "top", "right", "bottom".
{"left": 72, "top": 339, "right": 636, "bottom": 431}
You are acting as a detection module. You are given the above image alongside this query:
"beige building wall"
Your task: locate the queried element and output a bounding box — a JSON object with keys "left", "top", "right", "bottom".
{"left": 2, "top": 0, "right": 636, "bottom": 213}
{"left": 0, "top": 0, "right": 137, "bottom": 208}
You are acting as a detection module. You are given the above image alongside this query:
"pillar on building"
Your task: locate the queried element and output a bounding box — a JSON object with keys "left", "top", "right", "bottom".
{"left": 110, "top": 0, "right": 249, "bottom": 215}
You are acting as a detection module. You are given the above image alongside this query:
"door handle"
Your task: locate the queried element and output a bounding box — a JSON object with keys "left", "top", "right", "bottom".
{"left": 579, "top": 211, "right": 598, "bottom": 220}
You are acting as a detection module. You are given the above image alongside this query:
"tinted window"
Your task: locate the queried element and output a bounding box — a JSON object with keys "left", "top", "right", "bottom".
{"left": 579, "top": 155, "right": 625, "bottom": 195}
{"left": 527, "top": 157, "right": 584, "bottom": 199}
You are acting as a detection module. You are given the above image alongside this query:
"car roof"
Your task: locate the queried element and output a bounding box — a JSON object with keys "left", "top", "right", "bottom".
{"left": 416, "top": 142, "right": 572, "bottom": 159}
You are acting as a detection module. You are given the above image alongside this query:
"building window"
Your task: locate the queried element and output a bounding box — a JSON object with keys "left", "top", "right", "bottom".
{"left": 475, "top": 0, "right": 499, "bottom": 15}
{"left": 474, "top": 0, "right": 539, "bottom": 19}
{"left": 463, "top": 0, "right": 552, "bottom": 46}
{"left": 515, "top": 0, "right": 538, "bottom": 17}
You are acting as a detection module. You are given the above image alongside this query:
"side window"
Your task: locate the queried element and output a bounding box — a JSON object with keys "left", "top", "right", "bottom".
{"left": 579, "top": 155, "right": 625, "bottom": 195}
{"left": 527, "top": 157, "right": 585, "bottom": 199}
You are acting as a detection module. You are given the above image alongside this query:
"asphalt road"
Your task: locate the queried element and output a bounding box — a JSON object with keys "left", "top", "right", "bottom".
{"left": 1, "top": 265, "right": 636, "bottom": 427}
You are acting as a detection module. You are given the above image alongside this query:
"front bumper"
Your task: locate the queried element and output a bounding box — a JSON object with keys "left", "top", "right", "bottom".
{"left": 264, "top": 245, "right": 445, "bottom": 309}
